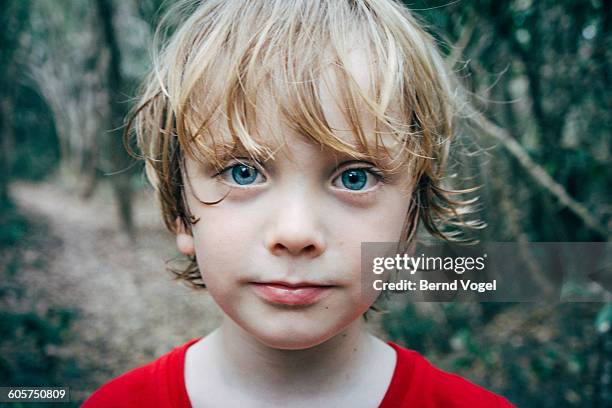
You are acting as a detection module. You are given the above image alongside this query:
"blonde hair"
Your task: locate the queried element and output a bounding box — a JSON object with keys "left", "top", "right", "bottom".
{"left": 128, "top": 0, "right": 482, "bottom": 288}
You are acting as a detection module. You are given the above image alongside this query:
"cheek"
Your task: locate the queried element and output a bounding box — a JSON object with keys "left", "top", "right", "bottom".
{"left": 333, "top": 195, "right": 410, "bottom": 243}
{"left": 190, "top": 209, "right": 254, "bottom": 284}
{"left": 327, "top": 193, "right": 409, "bottom": 290}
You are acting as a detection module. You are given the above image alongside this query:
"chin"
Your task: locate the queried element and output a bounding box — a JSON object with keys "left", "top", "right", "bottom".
{"left": 250, "top": 321, "right": 337, "bottom": 350}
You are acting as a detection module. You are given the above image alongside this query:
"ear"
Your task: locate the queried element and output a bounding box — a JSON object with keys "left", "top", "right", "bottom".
{"left": 175, "top": 217, "right": 195, "bottom": 256}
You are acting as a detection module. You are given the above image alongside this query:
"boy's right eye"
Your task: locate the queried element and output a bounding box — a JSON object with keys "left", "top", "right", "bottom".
{"left": 218, "top": 163, "right": 265, "bottom": 186}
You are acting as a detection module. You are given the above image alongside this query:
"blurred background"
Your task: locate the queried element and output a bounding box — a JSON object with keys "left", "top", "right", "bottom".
{"left": 0, "top": 0, "right": 610, "bottom": 406}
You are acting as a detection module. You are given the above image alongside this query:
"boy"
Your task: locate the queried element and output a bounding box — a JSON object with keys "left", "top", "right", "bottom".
{"left": 84, "top": 0, "right": 514, "bottom": 406}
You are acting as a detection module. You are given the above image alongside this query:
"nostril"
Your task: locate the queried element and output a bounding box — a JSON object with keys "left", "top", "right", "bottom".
{"left": 272, "top": 243, "right": 286, "bottom": 253}
{"left": 303, "top": 244, "right": 317, "bottom": 254}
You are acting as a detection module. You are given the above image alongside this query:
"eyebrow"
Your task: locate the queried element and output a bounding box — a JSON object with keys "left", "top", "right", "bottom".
{"left": 326, "top": 144, "right": 402, "bottom": 169}
{"left": 206, "top": 140, "right": 279, "bottom": 165}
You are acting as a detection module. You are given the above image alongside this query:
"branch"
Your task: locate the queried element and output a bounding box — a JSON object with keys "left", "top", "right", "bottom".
{"left": 475, "top": 114, "right": 609, "bottom": 239}
{"left": 447, "top": 18, "right": 475, "bottom": 69}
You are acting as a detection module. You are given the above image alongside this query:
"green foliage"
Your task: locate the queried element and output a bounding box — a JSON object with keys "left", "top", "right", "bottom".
{"left": 0, "top": 309, "right": 78, "bottom": 386}
{"left": 0, "top": 203, "right": 28, "bottom": 247}
{"left": 0, "top": 207, "right": 82, "bottom": 407}
{"left": 383, "top": 302, "right": 607, "bottom": 407}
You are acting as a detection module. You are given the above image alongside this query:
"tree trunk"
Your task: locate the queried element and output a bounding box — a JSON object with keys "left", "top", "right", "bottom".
{"left": 95, "top": 0, "right": 135, "bottom": 238}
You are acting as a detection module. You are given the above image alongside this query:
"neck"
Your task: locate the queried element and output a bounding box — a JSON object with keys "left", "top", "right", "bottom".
{"left": 209, "top": 316, "right": 374, "bottom": 396}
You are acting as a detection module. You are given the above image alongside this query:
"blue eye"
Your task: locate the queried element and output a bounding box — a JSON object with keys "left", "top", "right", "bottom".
{"left": 340, "top": 169, "right": 368, "bottom": 190}
{"left": 230, "top": 164, "right": 259, "bottom": 185}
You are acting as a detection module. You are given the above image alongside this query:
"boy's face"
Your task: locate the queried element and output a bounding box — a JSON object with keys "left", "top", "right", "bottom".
{"left": 177, "top": 61, "right": 413, "bottom": 350}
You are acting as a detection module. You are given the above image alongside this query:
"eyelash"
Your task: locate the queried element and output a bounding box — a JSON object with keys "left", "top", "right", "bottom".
{"left": 347, "top": 166, "right": 387, "bottom": 184}
{"left": 214, "top": 159, "right": 388, "bottom": 191}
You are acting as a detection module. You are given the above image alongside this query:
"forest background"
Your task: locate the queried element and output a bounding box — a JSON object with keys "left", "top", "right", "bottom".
{"left": 0, "top": 0, "right": 610, "bottom": 406}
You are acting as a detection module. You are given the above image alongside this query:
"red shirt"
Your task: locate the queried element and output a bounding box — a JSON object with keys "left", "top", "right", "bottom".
{"left": 83, "top": 339, "right": 514, "bottom": 407}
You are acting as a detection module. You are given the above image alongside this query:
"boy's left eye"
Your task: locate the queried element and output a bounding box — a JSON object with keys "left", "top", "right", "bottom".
{"left": 332, "top": 168, "right": 381, "bottom": 191}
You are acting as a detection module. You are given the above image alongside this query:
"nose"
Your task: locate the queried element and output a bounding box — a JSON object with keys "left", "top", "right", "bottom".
{"left": 263, "top": 187, "right": 327, "bottom": 259}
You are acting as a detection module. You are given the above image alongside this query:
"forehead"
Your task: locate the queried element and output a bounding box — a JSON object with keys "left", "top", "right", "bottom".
{"left": 183, "top": 42, "right": 408, "bottom": 170}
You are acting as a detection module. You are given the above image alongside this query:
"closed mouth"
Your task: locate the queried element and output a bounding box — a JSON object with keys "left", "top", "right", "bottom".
{"left": 249, "top": 282, "right": 334, "bottom": 306}
{"left": 255, "top": 281, "right": 334, "bottom": 288}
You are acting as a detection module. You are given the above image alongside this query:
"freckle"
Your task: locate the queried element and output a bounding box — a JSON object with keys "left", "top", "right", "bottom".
{"left": 342, "top": 334, "right": 347, "bottom": 338}
{"left": 325, "top": 306, "right": 329, "bottom": 309}
{"left": 353, "top": 348, "right": 357, "bottom": 352}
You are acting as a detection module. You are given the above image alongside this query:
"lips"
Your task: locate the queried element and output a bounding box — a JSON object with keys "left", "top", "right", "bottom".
{"left": 250, "top": 282, "right": 333, "bottom": 306}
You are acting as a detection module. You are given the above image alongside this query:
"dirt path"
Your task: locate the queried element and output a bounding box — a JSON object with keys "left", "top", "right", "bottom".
{"left": 11, "top": 181, "right": 222, "bottom": 401}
